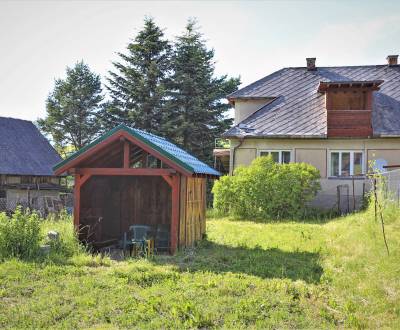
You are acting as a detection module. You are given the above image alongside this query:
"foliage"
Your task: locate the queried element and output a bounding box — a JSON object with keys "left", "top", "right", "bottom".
{"left": 0, "top": 207, "right": 41, "bottom": 260}
{"left": 164, "top": 19, "right": 240, "bottom": 163}
{"left": 39, "top": 18, "right": 239, "bottom": 164}
{"left": 1, "top": 206, "right": 399, "bottom": 328}
{"left": 0, "top": 209, "right": 87, "bottom": 262}
{"left": 41, "top": 210, "right": 86, "bottom": 262}
{"left": 37, "top": 61, "right": 104, "bottom": 154}
{"left": 104, "top": 17, "right": 172, "bottom": 133}
{"left": 212, "top": 156, "right": 321, "bottom": 219}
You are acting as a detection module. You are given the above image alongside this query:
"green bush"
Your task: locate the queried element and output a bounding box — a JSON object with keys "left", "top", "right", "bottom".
{"left": 212, "top": 156, "right": 321, "bottom": 219}
{"left": 0, "top": 207, "right": 42, "bottom": 260}
{"left": 42, "top": 210, "right": 85, "bottom": 261}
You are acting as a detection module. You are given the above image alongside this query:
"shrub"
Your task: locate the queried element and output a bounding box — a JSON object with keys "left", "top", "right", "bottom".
{"left": 0, "top": 207, "right": 42, "bottom": 260}
{"left": 42, "top": 210, "right": 85, "bottom": 261}
{"left": 212, "top": 156, "right": 321, "bottom": 219}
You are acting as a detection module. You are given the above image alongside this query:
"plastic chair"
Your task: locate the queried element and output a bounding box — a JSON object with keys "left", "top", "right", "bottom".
{"left": 130, "top": 225, "right": 151, "bottom": 240}
{"left": 128, "top": 225, "right": 153, "bottom": 257}
{"left": 155, "top": 224, "right": 170, "bottom": 253}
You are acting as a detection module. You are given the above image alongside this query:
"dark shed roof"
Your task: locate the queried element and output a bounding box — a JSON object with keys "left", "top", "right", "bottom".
{"left": 0, "top": 117, "right": 62, "bottom": 176}
{"left": 54, "top": 124, "right": 220, "bottom": 177}
{"left": 224, "top": 65, "right": 400, "bottom": 138}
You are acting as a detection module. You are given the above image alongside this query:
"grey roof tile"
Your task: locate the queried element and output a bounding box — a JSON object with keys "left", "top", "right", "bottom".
{"left": 0, "top": 117, "right": 62, "bottom": 176}
{"left": 224, "top": 65, "right": 400, "bottom": 138}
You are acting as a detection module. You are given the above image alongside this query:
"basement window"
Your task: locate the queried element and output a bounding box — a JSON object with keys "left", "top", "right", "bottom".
{"left": 330, "top": 151, "right": 363, "bottom": 177}
{"left": 259, "top": 150, "right": 291, "bottom": 164}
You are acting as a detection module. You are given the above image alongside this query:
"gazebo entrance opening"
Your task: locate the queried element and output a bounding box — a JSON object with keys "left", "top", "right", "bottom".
{"left": 79, "top": 175, "right": 171, "bottom": 251}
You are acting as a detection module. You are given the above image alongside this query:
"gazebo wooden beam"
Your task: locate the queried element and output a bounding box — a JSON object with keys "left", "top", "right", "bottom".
{"left": 75, "top": 168, "right": 176, "bottom": 176}
{"left": 170, "top": 175, "right": 180, "bottom": 254}
{"left": 79, "top": 173, "right": 92, "bottom": 187}
{"left": 73, "top": 174, "right": 81, "bottom": 230}
{"left": 55, "top": 130, "right": 194, "bottom": 177}
{"left": 123, "top": 140, "right": 130, "bottom": 168}
{"left": 161, "top": 175, "right": 173, "bottom": 187}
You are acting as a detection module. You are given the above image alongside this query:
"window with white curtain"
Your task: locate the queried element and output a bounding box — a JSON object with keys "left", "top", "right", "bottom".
{"left": 330, "top": 151, "right": 363, "bottom": 176}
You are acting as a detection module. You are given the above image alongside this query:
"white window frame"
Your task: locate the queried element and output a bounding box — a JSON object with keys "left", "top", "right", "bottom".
{"left": 258, "top": 149, "right": 292, "bottom": 164}
{"left": 329, "top": 150, "right": 364, "bottom": 177}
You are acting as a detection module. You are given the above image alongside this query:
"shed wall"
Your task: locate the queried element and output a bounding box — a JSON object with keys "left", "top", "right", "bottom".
{"left": 80, "top": 176, "right": 171, "bottom": 242}
{"left": 179, "top": 177, "right": 206, "bottom": 247}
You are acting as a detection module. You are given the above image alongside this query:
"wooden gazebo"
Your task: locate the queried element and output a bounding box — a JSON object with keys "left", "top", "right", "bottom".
{"left": 53, "top": 125, "right": 220, "bottom": 254}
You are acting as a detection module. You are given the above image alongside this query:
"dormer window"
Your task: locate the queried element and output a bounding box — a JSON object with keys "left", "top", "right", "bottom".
{"left": 329, "top": 90, "right": 368, "bottom": 110}
{"left": 318, "top": 80, "right": 383, "bottom": 138}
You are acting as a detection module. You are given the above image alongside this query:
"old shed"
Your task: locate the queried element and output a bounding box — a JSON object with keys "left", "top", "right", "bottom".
{"left": 53, "top": 125, "right": 220, "bottom": 253}
{"left": 0, "top": 117, "right": 64, "bottom": 213}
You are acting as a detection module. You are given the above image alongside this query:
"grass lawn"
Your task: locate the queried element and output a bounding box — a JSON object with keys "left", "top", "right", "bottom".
{"left": 0, "top": 208, "right": 399, "bottom": 329}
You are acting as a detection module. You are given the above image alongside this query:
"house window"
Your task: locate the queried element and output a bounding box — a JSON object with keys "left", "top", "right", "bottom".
{"left": 259, "top": 150, "right": 291, "bottom": 164}
{"left": 0, "top": 190, "right": 6, "bottom": 199}
{"left": 330, "top": 151, "right": 364, "bottom": 177}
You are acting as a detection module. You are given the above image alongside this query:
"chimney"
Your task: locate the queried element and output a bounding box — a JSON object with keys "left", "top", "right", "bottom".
{"left": 306, "top": 57, "right": 316, "bottom": 70}
{"left": 387, "top": 55, "right": 398, "bottom": 66}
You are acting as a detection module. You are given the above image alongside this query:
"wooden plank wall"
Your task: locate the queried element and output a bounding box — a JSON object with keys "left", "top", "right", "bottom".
{"left": 80, "top": 176, "right": 171, "bottom": 242}
{"left": 326, "top": 89, "right": 373, "bottom": 138}
{"left": 178, "top": 177, "right": 206, "bottom": 247}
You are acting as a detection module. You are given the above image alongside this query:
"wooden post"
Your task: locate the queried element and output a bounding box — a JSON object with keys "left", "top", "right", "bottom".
{"left": 170, "top": 174, "right": 180, "bottom": 254}
{"left": 74, "top": 174, "right": 81, "bottom": 230}
{"left": 373, "top": 177, "right": 378, "bottom": 222}
{"left": 123, "top": 141, "right": 130, "bottom": 168}
{"left": 352, "top": 176, "right": 355, "bottom": 212}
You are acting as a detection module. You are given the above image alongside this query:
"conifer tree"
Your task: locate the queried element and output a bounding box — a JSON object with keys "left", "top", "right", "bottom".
{"left": 38, "top": 61, "right": 103, "bottom": 155}
{"left": 166, "top": 19, "right": 240, "bottom": 162}
{"left": 104, "top": 18, "right": 171, "bottom": 133}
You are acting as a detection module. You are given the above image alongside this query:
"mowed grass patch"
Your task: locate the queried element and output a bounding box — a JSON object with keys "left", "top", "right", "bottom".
{"left": 0, "top": 206, "right": 399, "bottom": 328}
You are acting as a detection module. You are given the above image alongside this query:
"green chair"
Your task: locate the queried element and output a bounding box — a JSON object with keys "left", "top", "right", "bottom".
{"left": 122, "top": 225, "right": 152, "bottom": 257}
{"left": 155, "top": 224, "right": 170, "bottom": 253}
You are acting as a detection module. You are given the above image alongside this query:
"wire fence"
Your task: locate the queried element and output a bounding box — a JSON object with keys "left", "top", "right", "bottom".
{"left": 378, "top": 169, "right": 400, "bottom": 204}
{"left": 370, "top": 169, "right": 400, "bottom": 256}
{"left": 0, "top": 192, "right": 73, "bottom": 217}
{"left": 311, "top": 177, "right": 369, "bottom": 214}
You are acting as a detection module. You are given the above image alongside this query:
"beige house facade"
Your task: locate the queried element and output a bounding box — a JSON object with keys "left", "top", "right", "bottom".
{"left": 220, "top": 56, "right": 400, "bottom": 211}
{"left": 230, "top": 137, "right": 400, "bottom": 209}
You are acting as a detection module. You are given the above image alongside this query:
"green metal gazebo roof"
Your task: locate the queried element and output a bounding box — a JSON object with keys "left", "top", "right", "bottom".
{"left": 53, "top": 124, "right": 220, "bottom": 177}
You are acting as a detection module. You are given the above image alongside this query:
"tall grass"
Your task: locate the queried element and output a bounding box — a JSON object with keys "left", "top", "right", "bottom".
{"left": 0, "top": 194, "right": 399, "bottom": 328}
{"left": 41, "top": 210, "right": 87, "bottom": 263}
{"left": 0, "top": 207, "right": 41, "bottom": 260}
{"left": 0, "top": 208, "right": 89, "bottom": 263}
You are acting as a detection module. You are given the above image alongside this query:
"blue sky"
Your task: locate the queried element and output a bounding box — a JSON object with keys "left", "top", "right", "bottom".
{"left": 1, "top": 0, "right": 399, "bottom": 121}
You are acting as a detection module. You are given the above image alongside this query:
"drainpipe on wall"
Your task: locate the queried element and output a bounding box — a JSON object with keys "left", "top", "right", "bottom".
{"left": 231, "top": 137, "right": 244, "bottom": 175}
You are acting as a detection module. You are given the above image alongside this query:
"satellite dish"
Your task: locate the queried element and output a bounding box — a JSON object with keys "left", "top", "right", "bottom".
{"left": 373, "top": 158, "right": 388, "bottom": 172}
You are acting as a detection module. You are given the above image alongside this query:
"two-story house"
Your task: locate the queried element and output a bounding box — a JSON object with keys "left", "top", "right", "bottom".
{"left": 221, "top": 55, "right": 400, "bottom": 209}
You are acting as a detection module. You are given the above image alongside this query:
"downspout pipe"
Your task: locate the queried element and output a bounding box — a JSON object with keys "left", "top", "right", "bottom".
{"left": 231, "top": 137, "right": 244, "bottom": 175}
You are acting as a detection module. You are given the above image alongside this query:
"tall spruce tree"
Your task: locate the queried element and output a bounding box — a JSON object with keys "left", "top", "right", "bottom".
{"left": 104, "top": 18, "right": 171, "bottom": 133}
{"left": 166, "top": 19, "right": 240, "bottom": 162}
{"left": 37, "top": 61, "right": 103, "bottom": 156}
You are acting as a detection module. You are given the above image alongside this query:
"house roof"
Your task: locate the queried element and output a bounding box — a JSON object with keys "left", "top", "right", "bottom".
{"left": 54, "top": 124, "right": 220, "bottom": 177}
{"left": 224, "top": 65, "right": 400, "bottom": 138}
{"left": 0, "top": 117, "right": 62, "bottom": 176}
